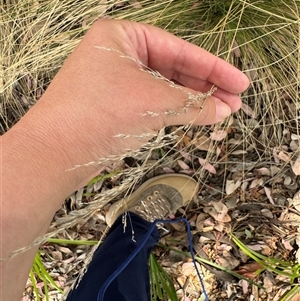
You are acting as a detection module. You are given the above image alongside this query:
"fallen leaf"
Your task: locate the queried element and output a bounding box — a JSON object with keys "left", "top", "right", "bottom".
{"left": 181, "top": 262, "right": 201, "bottom": 277}
{"left": 176, "top": 130, "right": 192, "bottom": 146}
{"left": 214, "top": 222, "right": 225, "bottom": 232}
{"left": 291, "top": 134, "right": 300, "bottom": 140}
{"left": 241, "top": 103, "right": 256, "bottom": 118}
{"left": 225, "top": 180, "right": 241, "bottom": 195}
{"left": 264, "top": 187, "right": 274, "bottom": 205}
{"left": 270, "top": 165, "right": 281, "bottom": 176}
{"left": 247, "top": 244, "right": 264, "bottom": 251}
{"left": 62, "top": 257, "right": 75, "bottom": 264}
{"left": 195, "top": 213, "right": 208, "bottom": 231}
{"left": 179, "top": 150, "right": 192, "bottom": 162}
{"left": 198, "top": 158, "right": 217, "bottom": 174}
{"left": 261, "top": 245, "right": 272, "bottom": 256}
{"left": 282, "top": 239, "right": 294, "bottom": 251}
{"left": 217, "top": 244, "right": 232, "bottom": 252}
{"left": 263, "top": 275, "right": 273, "bottom": 293}
{"left": 210, "top": 130, "right": 227, "bottom": 141}
{"left": 292, "top": 190, "right": 300, "bottom": 212}
{"left": 228, "top": 138, "right": 242, "bottom": 145}
{"left": 273, "top": 148, "right": 280, "bottom": 164}
{"left": 56, "top": 246, "right": 72, "bottom": 254}
{"left": 241, "top": 280, "right": 249, "bottom": 294}
{"left": 231, "top": 150, "right": 247, "bottom": 155}
{"left": 162, "top": 167, "right": 175, "bottom": 173}
{"left": 292, "top": 155, "right": 300, "bottom": 175}
{"left": 180, "top": 169, "right": 194, "bottom": 175}
{"left": 205, "top": 201, "right": 231, "bottom": 222}
{"left": 234, "top": 262, "right": 264, "bottom": 279}
{"left": 177, "top": 159, "right": 190, "bottom": 170}
{"left": 216, "top": 251, "right": 240, "bottom": 269}
{"left": 290, "top": 140, "right": 299, "bottom": 151}
{"left": 254, "top": 167, "right": 271, "bottom": 176}
{"left": 277, "top": 151, "right": 291, "bottom": 162}
{"left": 261, "top": 208, "right": 273, "bottom": 218}
{"left": 192, "top": 135, "right": 211, "bottom": 151}
{"left": 249, "top": 178, "right": 264, "bottom": 189}
{"left": 295, "top": 235, "right": 300, "bottom": 263}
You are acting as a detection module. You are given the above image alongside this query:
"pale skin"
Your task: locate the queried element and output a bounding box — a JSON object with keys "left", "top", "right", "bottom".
{"left": 1, "top": 19, "right": 250, "bottom": 301}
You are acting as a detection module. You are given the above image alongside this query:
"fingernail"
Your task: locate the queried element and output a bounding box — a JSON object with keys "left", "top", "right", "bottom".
{"left": 215, "top": 98, "right": 231, "bottom": 121}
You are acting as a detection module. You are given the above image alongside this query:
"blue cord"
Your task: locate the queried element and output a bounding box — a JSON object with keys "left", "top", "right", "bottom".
{"left": 97, "top": 217, "right": 209, "bottom": 301}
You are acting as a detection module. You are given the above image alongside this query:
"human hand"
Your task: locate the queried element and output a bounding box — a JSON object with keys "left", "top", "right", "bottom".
{"left": 20, "top": 19, "right": 250, "bottom": 187}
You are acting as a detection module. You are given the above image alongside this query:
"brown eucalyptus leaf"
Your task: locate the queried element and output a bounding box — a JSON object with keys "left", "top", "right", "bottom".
{"left": 249, "top": 178, "right": 264, "bottom": 189}
{"left": 292, "top": 190, "right": 300, "bottom": 212}
{"left": 231, "top": 150, "right": 247, "bottom": 155}
{"left": 292, "top": 156, "right": 300, "bottom": 175}
{"left": 282, "top": 239, "right": 294, "bottom": 251}
{"left": 198, "top": 158, "right": 217, "bottom": 174}
{"left": 261, "top": 208, "right": 273, "bottom": 218}
{"left": 228, "top": 138, "right": 242, "bottom": 145}
{"left": 254, "top": 167, "right": 271, "bottom": 176}
{"left": 290, "top": 140, "right": 299, "bottom": 151}
{"left": 291, "top": 134, "right": 300, "bottom": 140}
{"left": 210, "top": 130, "right": 227, "bottom": 141}
{"left": 263, "top": 276, "right": 273, "bottom": 293}
{"left": 273, "top": 148, "right": 280, "bottom": 164}
{"left": 196, "top": 213, "right": 208, "bottom": 231}
{"left": 177, "top": 159, "right": 190, "bottom": 170}
{"left": 277, "top": 151, "right": 291, "bottom": 162}
{"left": 225, "top": 180, "right": 241, "bottom": 195}
{"left": 179, "top": 150, "right": 192, "bottom": 162}
{"left": 162, "top": 167, "right": 175, "bottom": 174}
{"left": 284, "top": 176, "right": 292, "bottom": 186}
{"left": 264, "top": 187, "right": 274, "bottom": 205}
{"left": 192, "top": 135, "right": 211, "bottom": 151}
{"left": 241, "top": 103, "right": 256, "bottom": 118}
{"left": 296, "top": 235, "right": 300, "bottom": 263}
{"left": 181, "top": 262, "right": 201, "bottom": 277}
{"left": 206, "top": 201, "right": 231, "bottom": 222}
{"left": 216, "top": 250, "right": 239, "bottom": 269}
{"left": 56, "top": 246, "right": 72, "bottom": 254}
{"left": 234, "top": 262, "right": 264, "bottom": 280}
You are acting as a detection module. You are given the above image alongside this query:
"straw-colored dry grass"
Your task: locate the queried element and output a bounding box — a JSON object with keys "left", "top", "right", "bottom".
{"left": 2, "top": 1, "right": 300, "bottom": 300}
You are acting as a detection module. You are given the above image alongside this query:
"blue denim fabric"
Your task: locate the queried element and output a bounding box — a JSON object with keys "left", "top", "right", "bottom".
{"left": 66, "top": 212, "right": 159, "bottom": 301}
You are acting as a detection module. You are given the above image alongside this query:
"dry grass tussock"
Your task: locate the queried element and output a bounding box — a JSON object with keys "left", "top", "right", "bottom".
{"left": 1, "top": 0, "right": 300, "bottom": 300}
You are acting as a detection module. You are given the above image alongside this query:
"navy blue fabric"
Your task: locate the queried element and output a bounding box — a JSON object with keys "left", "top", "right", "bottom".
{"left": 66, "top": 212, "right": 159, "bottom": 301}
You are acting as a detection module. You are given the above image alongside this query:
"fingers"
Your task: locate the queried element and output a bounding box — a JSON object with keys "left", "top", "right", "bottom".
{"left": 84, "top": 20, "right": 246, "bottom": 130}
{"left": 93, "top": 19, "right": 249, "bottom": 95}
{"left": 171, "top": 96, "right": 232, "bottom": 126}
{"left": 131, "top": 22, "right": 250, "bottom": 94}
{"left": 139, "top": 75, "right": 233, "bottom": 129}
{"left": 171, "top": 73, "right": 243, "bottom": 112}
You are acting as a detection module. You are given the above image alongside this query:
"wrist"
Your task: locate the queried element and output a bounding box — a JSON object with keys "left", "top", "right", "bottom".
{"left": 3, "top": 99, "right": 105, "bottom": 205}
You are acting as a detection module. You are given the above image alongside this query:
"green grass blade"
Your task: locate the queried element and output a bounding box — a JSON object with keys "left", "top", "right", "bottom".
{"left": 29, "top": 269, "right": 41, "bottom": 301}
{"left": 34, "top": 252, "right": 63, "bottom": 293}
{"left": 47, "top": 238, "right": 98, "bottom": 245}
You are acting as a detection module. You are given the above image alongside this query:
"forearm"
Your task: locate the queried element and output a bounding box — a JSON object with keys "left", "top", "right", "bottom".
{"left": 1, "top": 98, "right": 104, "bottom": 301}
